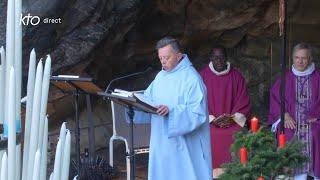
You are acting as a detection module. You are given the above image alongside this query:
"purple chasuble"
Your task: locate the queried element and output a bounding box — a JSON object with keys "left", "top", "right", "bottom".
{"left": 200, "top": 66, "right": 250, "bottom": 168}
{"left": 268, "top": 69, "right": 320, "bottom": 177}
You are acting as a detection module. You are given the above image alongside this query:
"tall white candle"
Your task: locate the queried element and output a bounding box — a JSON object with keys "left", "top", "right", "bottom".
{"left": 49, "top": 172, "right": 54, "bottom": 180}
{"left": 58, "top": 122, "right": 66, "bottom": 173}
{"left": 8, "top": 67, "right": 16, "bottom": 180}
{"left": 32, "top": 150, "right": 41, "bottom": 180}
{"left": 40, "top": 116, "right": 48, "bottom": 180}
{"left": 0, "top": 152, "right": 7, "bottom": 180}
{"left": 0, "top": 47, "right": 5, "bottom": 125}
{"left": 61, "top": 130, "right": 71, "bottom": 180}
{"left": 27, "top": 61, "right": 43, "bottom": 180}
{"left": 54, "top": 122, "right": 67, "bottom": 179}
{"left": 22, "top": 49, "right": 36, "bottom": 180}
{"left": 4, "top": 0, "right": 15, "bottom": 138}
{"left": 14, "top": 0, "right": 22, "bottom": 177}
{"left": 16, "top": 144, "right": 21, "bottom": 180}
{"left": 52, "top": 140, "right": 62, "bottom": 180}
{"left": 14, "top": 0, "right": 22, "bottom": 135}
{"left": 0, "top": 150, "right": 5, "bottom": 179}
{"left": 38, "top": 55, "right": 51, "bottom": 151}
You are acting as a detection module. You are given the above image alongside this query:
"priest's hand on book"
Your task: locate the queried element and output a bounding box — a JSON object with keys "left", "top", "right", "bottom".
{"left": 212, "top": 114, "right": 235, "bottom": 128}
{"left": 156, "top": 105, "right": 169, "bottom": 116}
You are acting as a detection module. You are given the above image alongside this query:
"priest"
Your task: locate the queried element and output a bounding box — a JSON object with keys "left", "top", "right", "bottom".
{"left": 199, "top": 45, "right": 250, "bottom": 177}
{"left": 129, "top": 36, "right": 212, "bottom": 180}
{"left": 268, "top": 43, "right": 320, "bottom": 180}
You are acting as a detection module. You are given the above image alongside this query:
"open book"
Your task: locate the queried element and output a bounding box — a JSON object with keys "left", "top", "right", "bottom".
{"left": 111, "top": 89, "right": 137, "bottom": 98}
{"left": 110, "top": 89, "right": 158, "bottom": 113}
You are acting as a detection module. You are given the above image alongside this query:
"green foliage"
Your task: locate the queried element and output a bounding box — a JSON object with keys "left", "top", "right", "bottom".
{"left": 219, "top": 127, "right": 308, "bottom": 180}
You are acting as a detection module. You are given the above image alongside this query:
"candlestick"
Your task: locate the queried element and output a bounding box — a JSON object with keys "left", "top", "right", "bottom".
{"left": 4, "top": 0, "right": 15, "bottom": 138}
{"left": 239, "top": 147, "right": 248, "bottom": 164}
{"left": 53, "top": 140, "right": 62, "bottom": 180}
{"left": 61, "top": 130, "right": 71, "bottom": 180}
{"left": 40, "top": 116, "right": 48, "bottom": 180}
{"left": 1, "top": 152, "right": 7, "bottom": 180}
{"left": 279, "top": 133, "right": 286, "bottom": 148}
{"left": 58, "top": 122, "right": 66, "bottom": 176}
{"left": 251, "top": 117, "right": 259, "bottom": 133}
{"left": 8, "top": 67, "right": 16, "bottom": 180}
{"left": 0, "top": 150, "right": 5, "bottom": 175}
{"left": 22, "top": 49, "right": 36, "bottom": 180}
{"left": 13, "top": 2, "right": 22, "bottom": 178}
{"left": 0, "top": 47, "right": 5, "bottom": 125}
{"left": 16, "top": 144, "right": 21, "bottom": 180}
{"left": 32, "top": 150, "right": 41, "bottom": 180}
{"left": 27, "top": 61, "right": 43, "bottom": 180}
{"left": 49, "top": 173, "right": 54, "bottom": 180}
{"left": 22, "top": 49, "right": 37, "bottom": 180}
{"left": 14, "top": 0, "right": 22, "bottom": 135}
{"left": 38, "top": 55, "right": 51, "bottom": 152}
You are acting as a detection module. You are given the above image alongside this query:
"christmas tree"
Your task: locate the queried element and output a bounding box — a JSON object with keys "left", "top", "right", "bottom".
{"left": 219, "top": 127, "right": 308, "bottom": 180}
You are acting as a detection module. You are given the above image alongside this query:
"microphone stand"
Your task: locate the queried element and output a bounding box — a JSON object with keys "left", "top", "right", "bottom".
{"left": 127, "top": 105, "right": 135, "bottom": 180}
{"left": 104, "top": 67, "right": 152, "bottom": 180}
{"left": 104, "top": 67, "right": 152, "bottom": 94}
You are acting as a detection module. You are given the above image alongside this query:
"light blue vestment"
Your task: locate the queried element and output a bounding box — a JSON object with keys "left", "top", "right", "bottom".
{"left": 132, "top": 55, "right": 212, "bottom": 180}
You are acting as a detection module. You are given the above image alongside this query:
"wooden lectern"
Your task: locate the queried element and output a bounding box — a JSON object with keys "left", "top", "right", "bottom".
{"left": 50, "top": 75, "right": 102, "bottom": 175}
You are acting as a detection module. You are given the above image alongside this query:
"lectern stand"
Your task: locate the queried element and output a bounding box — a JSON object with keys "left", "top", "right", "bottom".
{"left": 50, "top": 76, "right": 102, "bottom": 175}
{"left": 97, "top": 92, "right": 157, "bottom": 180}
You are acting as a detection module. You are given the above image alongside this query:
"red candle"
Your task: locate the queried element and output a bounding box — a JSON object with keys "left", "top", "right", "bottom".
{"left": 279, "top": 133, "right": 286, "bottom": 148}
{"left": 251, "top": 117, "right": 259, "bottom": 133}
{"left": 239, "top": 147, "right": 248, "bottom": 164}
{"left": 257, "top": 176, "right": 264, "bottom": 180}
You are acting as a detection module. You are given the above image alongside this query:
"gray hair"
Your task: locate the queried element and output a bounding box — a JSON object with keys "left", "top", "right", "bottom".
{"left": 155, "top": 36, "right": 181, "bottom": 53}
{"left": 293, "top": 43, "right": 313, "bottom": 60}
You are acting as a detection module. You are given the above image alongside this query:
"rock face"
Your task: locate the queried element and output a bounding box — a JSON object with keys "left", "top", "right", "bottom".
{"left": 1, "top": 0, "right": 320, "bottom": 161}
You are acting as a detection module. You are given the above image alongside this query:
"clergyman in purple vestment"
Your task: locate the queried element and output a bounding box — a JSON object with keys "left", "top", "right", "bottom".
{"left": 268, "top": 43, "right": 320, "bottom": 180}
{"left": 200, "top": 46, "right": 250, "bottom": 177}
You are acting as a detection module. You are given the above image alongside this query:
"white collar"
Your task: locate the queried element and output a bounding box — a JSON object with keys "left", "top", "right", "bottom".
{"left": 292, "top": 63, "right": 315, "bottom": 77}
{"left": 209, "top": 61, "right": 231, "bottom": 76}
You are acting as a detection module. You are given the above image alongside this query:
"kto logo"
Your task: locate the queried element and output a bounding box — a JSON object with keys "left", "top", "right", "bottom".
{"left": 20, "top": 13, "right": 40, "bottom": 26}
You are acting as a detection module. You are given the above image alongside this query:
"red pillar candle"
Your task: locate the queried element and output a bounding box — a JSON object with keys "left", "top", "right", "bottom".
{"left": 251, "top": 117, "right": 259, "bottom": 133}
{"left": 279, "top": 133, "right": 286, "bottom": 148}
{"left": 239, "top": 147, "right": 248, "bottom": 164}
{"left": 257, "top": 176, "right": 264, "bottom": 180}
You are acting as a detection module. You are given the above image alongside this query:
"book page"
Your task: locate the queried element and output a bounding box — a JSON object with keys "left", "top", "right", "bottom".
{"left": 133, "top": 93, "right": 157, "bottom": 107}
{"left": 57, "top": 75, "right": 79, "bottom": 78}
{"left": 113, "top": 89, "right": 133, "bottom": 97}
{"left": 111, "top": 92, "right": 131, "bottom": 98}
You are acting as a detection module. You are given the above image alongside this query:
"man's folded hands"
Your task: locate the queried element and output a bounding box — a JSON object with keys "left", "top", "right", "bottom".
{"left": 211, "top": 114, "right": 235, "bottom": 128}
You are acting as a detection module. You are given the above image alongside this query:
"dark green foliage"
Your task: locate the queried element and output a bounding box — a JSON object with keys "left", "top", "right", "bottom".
{"left": 219, "top": 127, "right": 308, "bottom": 180}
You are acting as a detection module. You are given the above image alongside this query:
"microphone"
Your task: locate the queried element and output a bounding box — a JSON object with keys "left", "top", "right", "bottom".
{"left": 105, "top": 67, "right": 152, "bottom": 93}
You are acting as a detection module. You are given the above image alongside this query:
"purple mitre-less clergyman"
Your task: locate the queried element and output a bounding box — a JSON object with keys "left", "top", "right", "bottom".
{"left": 268, "top": 63, "right": 320, "bottom": 177}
